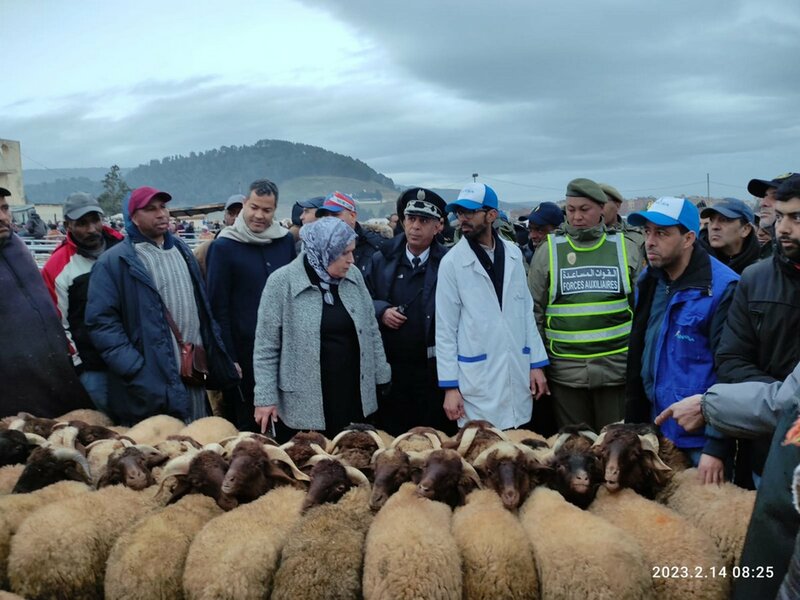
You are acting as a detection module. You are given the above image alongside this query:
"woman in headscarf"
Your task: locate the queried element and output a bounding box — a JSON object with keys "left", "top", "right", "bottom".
{"left": 252, "top": 217, "right": 390, "bottom": 441}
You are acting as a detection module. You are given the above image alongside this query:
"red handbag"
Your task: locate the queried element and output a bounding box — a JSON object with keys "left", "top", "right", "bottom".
{"left": 164, "top": 308, "right": 208, "bottom": 387}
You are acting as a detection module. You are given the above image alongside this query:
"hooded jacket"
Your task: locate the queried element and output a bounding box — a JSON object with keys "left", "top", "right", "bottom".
{"left": 41, "top": 226, "right": 124, "bottom": 371}
{"left": 85, "top": 224, "right": 239, "bottom": 424}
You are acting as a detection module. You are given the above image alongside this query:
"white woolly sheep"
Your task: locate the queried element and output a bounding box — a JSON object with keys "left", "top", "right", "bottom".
{"left": 86, "top": 438, "right": 132, "bottom": 484}
{"left": 57, "top": 409, "right": 115, "bottom": 428}
{"left": 519, "top": 487, "right": 656, "bottom": 599}
{"left": 182, "top": 485, "right": 306, "bottom": 600}
{"left": 126, "top": 414, "right": 187, "bottom": 446}
{"left": 656, "top": 467, "right": 756, "bottom": 569}
{"left": 363, "top": 482, "right": 462, "bottom": 600}
{"left": 590, "top": 486, "right": 729, "bottom": 599}
{"left": 452, "top": 489, "right": 539, "bottom": 600}
{"left": 0, "top": 480, "right": 90, "bottom": 589}
{"left": 0, "top": 465, "right": 24, "bottom": 495}
{"left": 178, "top": 417, "right": 239, "bottom": 446}
{"left": 105, "top": 494, "right": 223, "bottom": 600}
{"left": 272, "top": 484, "right": 374, "bottom": 600}
{"left": 8, "top": 485, "right": 160, "bottom": 599}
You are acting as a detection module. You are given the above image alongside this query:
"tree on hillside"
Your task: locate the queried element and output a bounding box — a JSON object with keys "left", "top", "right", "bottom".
{"left": 97, "top": 165, "right": 130, "bottom": 215}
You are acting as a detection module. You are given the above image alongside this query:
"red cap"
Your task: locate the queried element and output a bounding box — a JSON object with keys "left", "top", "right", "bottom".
{"left": 128, "top": 186, "right": 172, "bottom": 214}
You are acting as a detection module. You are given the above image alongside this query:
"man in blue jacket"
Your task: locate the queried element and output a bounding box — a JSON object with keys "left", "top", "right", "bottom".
{"left": 205, "top": 179, "right": 296, "bottom": 430}
{"left": 624, "top": 197, "right": 738, "bottom": 484}
{"left": 366, "top": 188, "right": 452, "bottom": 435}
{"left": 85, "top": 186, "right": 239, "bottom": 426}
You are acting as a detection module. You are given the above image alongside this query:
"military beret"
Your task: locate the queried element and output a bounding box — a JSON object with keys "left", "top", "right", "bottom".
{"left": 566, "top": 178, "right": 607, "bottom": 205}
{"left": 599, "top": 183, "right": 623, "bottom": 204}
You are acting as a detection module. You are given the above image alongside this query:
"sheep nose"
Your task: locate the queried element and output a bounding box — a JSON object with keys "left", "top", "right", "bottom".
{"left": 501, "top": 489, "right": 520, "bottom": 508}
{"left": 574, "top": 472, "right": 590, "bottom": 484}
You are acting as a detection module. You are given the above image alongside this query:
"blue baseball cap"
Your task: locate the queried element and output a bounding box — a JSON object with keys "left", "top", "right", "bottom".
{"left": 627, "top": 197, "right": 700, "bottom": 234}
{"left": 297, "top": 196, "right": 325, "bottom": 210}
{"left": 528, "top": 201, "right": 564, "bottom": 228}
{"left": 700, "top": 198, "right": 754, "bottom": 225}
{"left": 446, "top": 183, "right": 499, "bottom": 212}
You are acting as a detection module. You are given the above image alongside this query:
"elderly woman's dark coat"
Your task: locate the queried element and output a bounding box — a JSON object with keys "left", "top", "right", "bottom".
{"left": 0, "top": 234, "right": 91, "bottom": 417}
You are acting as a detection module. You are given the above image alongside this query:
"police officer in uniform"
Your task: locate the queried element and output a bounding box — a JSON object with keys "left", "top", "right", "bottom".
{"left": 365, "top": 188, "right": 453, "bottom": 435}
{"left": 527, "top": 178, "right": 643, "bottom": 431}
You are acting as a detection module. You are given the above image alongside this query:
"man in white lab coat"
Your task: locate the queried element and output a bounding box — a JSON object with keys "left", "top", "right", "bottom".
{"left": 435, "top": 183, "right": 550, "bottom": 430}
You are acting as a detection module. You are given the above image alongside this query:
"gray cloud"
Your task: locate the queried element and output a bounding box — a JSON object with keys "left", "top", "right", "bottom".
{"left": 4, "top": 0, "right": 800, "bottom": 204}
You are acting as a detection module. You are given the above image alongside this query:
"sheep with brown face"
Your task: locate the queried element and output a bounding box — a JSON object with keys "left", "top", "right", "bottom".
{"left": 472, "top": 441, "right": 552, "bottom": 511}
{"left": 444, "top": 420, "right": 509, "bottom": 462}
{"left": 416, "top": 448, "right": 482, "bottom": 509}
{"left": 302, "top": 453, "right": 370, "bottom": 513}
{"left": 548, "top": 447, "right": 604, "bottom": 509}
{"left": 65, "top": 420, "right": 121, "bottom": 446}
{"left": 158, "top": 448, "right": 238, "bottom": 511}
{"left": 369, "top": 447, "right": 416, "bottom": 511}
{"left": 12, "top": 446, "right": 92, "bottom": 493}
{"left": 97, "top": 446, "right": 165, "bottom": 491}
{"left": 329, "top": 424, "right": 385, "bottom": 477}
{"left": 221, "top": 440, "right": 309, "bottom": 505}
{"left": 592, "top": 425, "right": 672, "bottom": 499}
{"left": 5, "top": 413, "right": 58, "bottom": 439}
{"left": 550, "top": 423, "right": 598, "bottom": 454}
{"left": 281, "top": 431, "right": 330, "bottom": 467}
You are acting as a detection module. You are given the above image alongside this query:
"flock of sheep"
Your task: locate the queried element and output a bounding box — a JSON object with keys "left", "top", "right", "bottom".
{"left": 0, "top": 408, "right": 756, "bottom": 600}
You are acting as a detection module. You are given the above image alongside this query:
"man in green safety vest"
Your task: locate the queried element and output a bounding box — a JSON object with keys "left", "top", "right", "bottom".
{"left": 527, "top": 178, "right": 643, "bottom": 431}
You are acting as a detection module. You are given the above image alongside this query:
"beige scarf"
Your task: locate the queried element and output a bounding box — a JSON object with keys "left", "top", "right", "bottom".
{"left": 217, "top": 212, "right": 289, "bottom": 245}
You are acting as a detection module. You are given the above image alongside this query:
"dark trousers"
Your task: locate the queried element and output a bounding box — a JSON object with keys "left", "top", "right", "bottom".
{"left": 550, "top": 381, "right": 626, "bottom": 433}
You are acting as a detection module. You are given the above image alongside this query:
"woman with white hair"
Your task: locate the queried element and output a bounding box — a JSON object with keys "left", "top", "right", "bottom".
{"left": 252, "top": 217, "right": 390, "bottom": 440}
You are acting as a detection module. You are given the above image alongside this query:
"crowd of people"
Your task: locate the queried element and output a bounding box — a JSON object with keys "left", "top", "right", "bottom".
{"left": 1, "top": 169, "right": 799, "bottom": 597}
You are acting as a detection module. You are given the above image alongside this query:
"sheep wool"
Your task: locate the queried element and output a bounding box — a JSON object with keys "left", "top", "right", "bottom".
{"left": 502, "top": 428, "right": 547, "bottom": 446}
{"left": 8, "top": 485, "right": 160, "bottom": 600}
{"left": 0, "top": 465, "right": 24, "bottom": 495}
{"left": 127, "top": 415, "right": 187, "bottom": 446}
{"left": 363, "top": 482, "right": 462, "bottom": 600}
{"left": 105, "top": 493, "right": 222, "bottom": 600}
{"left": 178, "top": 417, "right": 239, "bottom": 446}
{"left": 656, "top": 467, "right": 755, "bottom": 569}
{"left": 272, "top": 485, "right": 373, "bottom": 600}
{"left": 520, "top": 487, "right": 656, "bottom": 600}
{"left": 57, "top": 409, "right": 115, "bottom": 428}
{"left": 452, "top": 489, "right": 539, "bottom": 600}
{"left": 0, "top": 591, "right": 25, "bottom": 600}
{"left": 183, "top": 485, "right": 305, "bottom": 600}
{"left": 590, "top": 487, "right": 729, "bottom": 600}
{"left": 0, "top": 480, "right": 90, "bottom": 589}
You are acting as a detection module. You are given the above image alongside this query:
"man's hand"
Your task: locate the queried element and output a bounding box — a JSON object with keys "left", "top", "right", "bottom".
{"left": 654, "top": 394, "right": 705, "bottom": 432}
{"left": 254, "top": 406, "right": 279, "bottom": 435}
{"left": 530, "top": 368, "right": 549, "bottom": 400}
{"left": 381, "top": 307, "right": 408, "bottom": 330}
{"left": 443, "top": 388, "right": 465, "bottom": 421}
{"left": 697, "top": 453, "right": 725, "bottom": 485}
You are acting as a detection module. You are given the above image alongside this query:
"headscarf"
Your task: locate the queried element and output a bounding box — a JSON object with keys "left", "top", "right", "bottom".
{"left": 300, "top": 217, "right": 357, "bottom": 295}
{"left": 217, "top": 211, "right": 288, "bottom": 245}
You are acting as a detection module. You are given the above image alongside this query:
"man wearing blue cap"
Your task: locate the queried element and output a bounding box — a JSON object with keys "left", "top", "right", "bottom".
{"left": 625, "top": 197, "right": 738, "bottom": 483}
{"left": 435, "top": 183, "right": 549, "bottom": 430}
{"left": 521, "top": 202, "right": 564, "bottom": 266}
{"left": 700, "top": 198, "right": 760, "bottom": 275}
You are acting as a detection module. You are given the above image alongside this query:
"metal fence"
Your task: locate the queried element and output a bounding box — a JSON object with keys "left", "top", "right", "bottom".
{"left": 23, "top": 234, "right": 205, "bottom": 269}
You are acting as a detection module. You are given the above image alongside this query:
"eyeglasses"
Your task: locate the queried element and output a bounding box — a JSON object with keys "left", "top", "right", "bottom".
{"left": 454, "top": 207, "right": 488, "bottom": 218}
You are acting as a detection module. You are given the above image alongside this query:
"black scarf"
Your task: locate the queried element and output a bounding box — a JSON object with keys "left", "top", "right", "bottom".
{"left": 466, "top": 229, "right": 505, "bottom": 308}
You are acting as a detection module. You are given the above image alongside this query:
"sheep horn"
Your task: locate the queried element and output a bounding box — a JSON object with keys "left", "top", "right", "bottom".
{"left": 551, "top": 433, "right": 571, "bottom": 453}
{"left": 424, "top": 433, "right": 443, "bottom": 449}
{"left": 389, "top": 432, "right": 412, "bottom": 448}
{"left": 578, "top": 429, "right": 598, "bottom": 442}
{"left": 48, "top": 425, "right": 80, "bottom": 449}
{"left": 8, "top": 418, "right": 26, "bottom": 431}
{"left": 345, "top": 466, "right": 370, "bottom": 487}
{"left": 638, "top": 434, "right": 672, "bottom": 472}
{"left": 455, "top": 427, "right": 479, "bottom": 456}
{"left": 461, "top": 460, "right": 483, "bottom": 489}
{"left": 158, "top": 452, "right": 197, "bottom": 481}
{"left": 51, "top": 447, "right": 92, "bottom": 480}
{"left": 370, "top": 448, "right": 386, "bottom": 465}
{"left": 24, "top": 433, "right": 48, "bottom": 446}
{"left": 328, "top": 429, "right": 351, "bottom": 451}
{"left": 487, "top": 427, "right": 511, "bottom": 441}
{"left": 202, "top": 443, "right": 226, "bottom": 455}
{"left": 364, "top": 430, "right": 386, "bottom": 450}
{"left": 405, "top": 449, "right": 432, "bottom": 468}
{"left": 592, "top": 431, "right": 607, "bottom": 448}
{"left": 262, "top": 445, "right": 311, "bottom": 482}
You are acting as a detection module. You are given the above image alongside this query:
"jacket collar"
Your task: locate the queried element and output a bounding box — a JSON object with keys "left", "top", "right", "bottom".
{"left": 379, "top": 231, "right": 447, "bottom": 262}
{"left": 642, "top": 242, "right": 713, "bottom": 294}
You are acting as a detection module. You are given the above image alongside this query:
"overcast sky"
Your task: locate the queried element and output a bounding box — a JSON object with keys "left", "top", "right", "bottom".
{"left": 3, "top": 0, "right": 799, "bottom": 203}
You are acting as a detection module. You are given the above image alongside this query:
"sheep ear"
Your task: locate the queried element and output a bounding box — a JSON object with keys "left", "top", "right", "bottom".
{"left": 165, "top": 476, "right": 192, "bottom": 505}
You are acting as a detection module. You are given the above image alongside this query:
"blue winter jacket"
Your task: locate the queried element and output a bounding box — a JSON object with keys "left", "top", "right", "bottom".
{"left": 85, "top": 226, "right": 239, "bottom": 424}
{"left": 626, "top": 244, "right": 738, "bottom": 451}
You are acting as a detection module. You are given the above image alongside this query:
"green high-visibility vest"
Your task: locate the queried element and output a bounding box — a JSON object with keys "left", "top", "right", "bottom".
{"left": 545, "top": 232, "right": 632, "bottom": 359}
